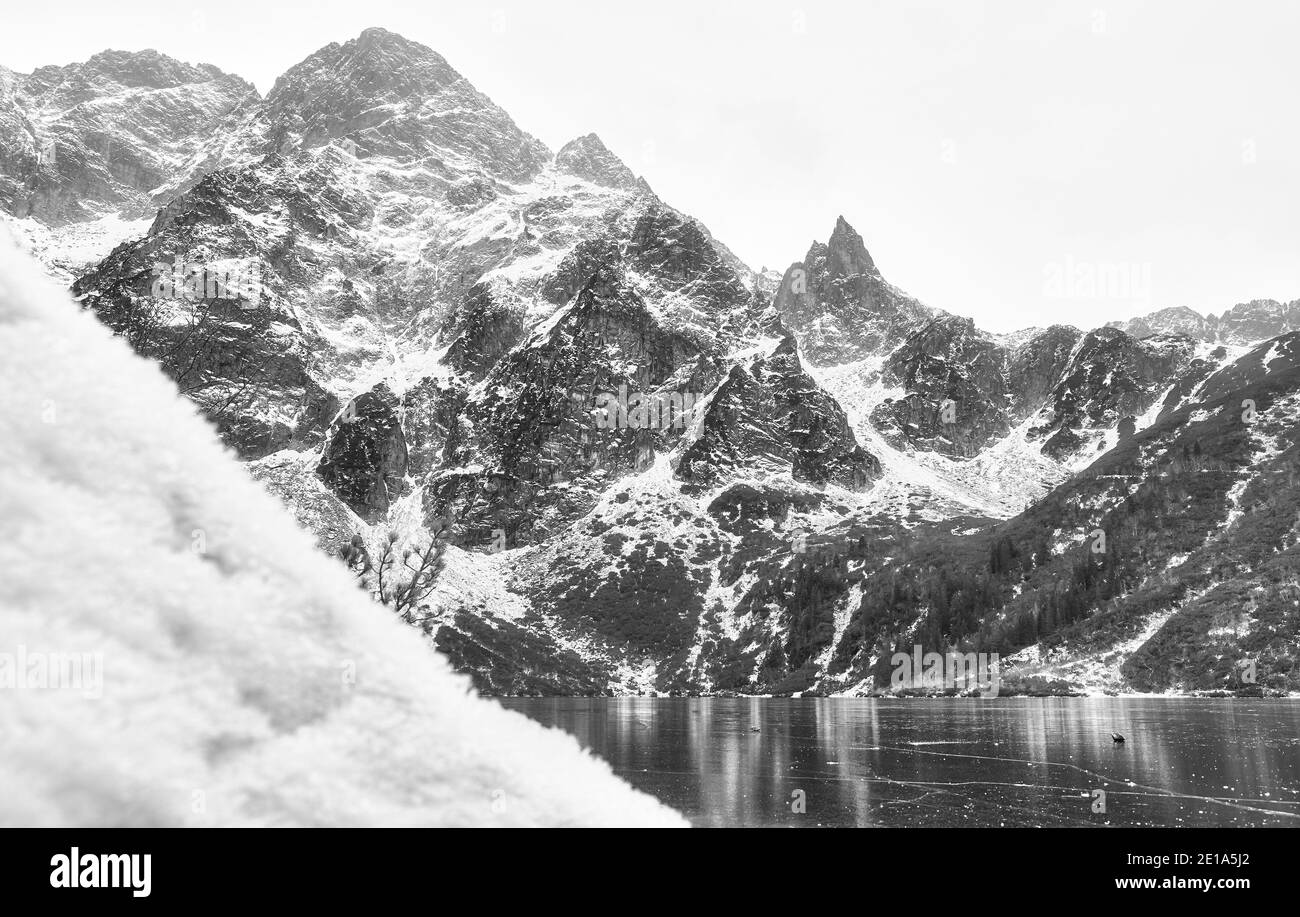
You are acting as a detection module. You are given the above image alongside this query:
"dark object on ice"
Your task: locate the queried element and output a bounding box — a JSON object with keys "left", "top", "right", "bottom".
{"left": 1111, "top": 732, "right": 1125, "bottom": 743}
{"left": 750, "top": 727, "right": 761, "bottom": 733}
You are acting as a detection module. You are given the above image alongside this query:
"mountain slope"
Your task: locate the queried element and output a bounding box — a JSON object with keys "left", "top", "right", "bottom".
{"left": 0, "top": 231, "right": 684, "bottom": 826}
{"left": 52, "top": 31, "right": 882, "bottom": 695}
{"left": 3, "top": 29, "right": 1296, "bottom": 698}
{"left": 824, "top": 334, "right": 1300, "bottom": 696}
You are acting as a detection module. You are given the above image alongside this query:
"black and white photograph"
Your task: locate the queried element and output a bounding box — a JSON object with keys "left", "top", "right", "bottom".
{"left": 0, "top": 0, "right": 1295, "bottom": 885}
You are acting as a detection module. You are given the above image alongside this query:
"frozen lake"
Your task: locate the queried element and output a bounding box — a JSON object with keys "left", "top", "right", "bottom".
{"left": 501, "top": 697, "right": 1300, "bottom": 827}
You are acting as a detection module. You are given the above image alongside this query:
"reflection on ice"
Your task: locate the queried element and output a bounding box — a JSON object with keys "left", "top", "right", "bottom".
{"left": 501, "top": 697, "right": 1300, "bottom": 827}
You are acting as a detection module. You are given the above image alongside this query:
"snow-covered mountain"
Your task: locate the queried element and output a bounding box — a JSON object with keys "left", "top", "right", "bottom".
{"left": 0, "top": 230, "right": 683, "bottom": 827}
{"left": 1108, "top": 299, "right": 1300, "bottom": 344}
{"left": 2, "top": 28, "right": 1295, "bottom": 697}
{"left": 0, "top": 49, "right": 258, "bottom": 283}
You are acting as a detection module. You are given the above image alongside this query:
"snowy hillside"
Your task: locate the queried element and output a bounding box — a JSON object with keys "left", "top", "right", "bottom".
{"left": 0, "top": 232, "right": 684, "bottom": 827}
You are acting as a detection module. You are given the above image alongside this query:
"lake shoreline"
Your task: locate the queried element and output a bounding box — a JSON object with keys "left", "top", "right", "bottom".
{"left": 484, "top": 689, "right": 1297, "bottom": 699}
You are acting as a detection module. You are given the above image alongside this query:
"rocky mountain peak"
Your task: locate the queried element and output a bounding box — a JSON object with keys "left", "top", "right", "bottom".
{"left": 262, "top": 28, "right": 549, "bottom": 179}
{"left": 773, "top": 216, "right": 935, "bottom": 364}
{"left": 1108, "top": 298, "right": 1300, "bottom": 345}
{"left": 24, "top": 48, "right": 251, "bottom": 97}
{"left": 824, "top": 214, "right": 878, "bottom": 278}
{"left": 354, "top": 25, "right": 423, "bottom": 53}
{"left": 1216, "top": 298, "right": 1300, "bottom": 344}
{"left": 267, "top": 27, "right": 457, "bottom": 100}
{"left": 1, "top": 49, "right": 259, "bottom": 225}
{"left": 555, "top": 133, "right": 641, "bottom": 190}
{"left": 14, "top": 29, "right": 1299, "bottom": 701}
{"left": 1105, "top": 306, "right": 1208, "bottom": 342}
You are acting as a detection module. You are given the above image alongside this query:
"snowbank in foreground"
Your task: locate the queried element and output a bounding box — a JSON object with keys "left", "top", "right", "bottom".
{"left": 0, "top": 233, "right": 684, "bottom": 827}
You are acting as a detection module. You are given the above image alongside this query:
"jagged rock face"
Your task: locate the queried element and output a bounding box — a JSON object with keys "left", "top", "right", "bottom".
{"left": 540, "top": 235, "right": 623, "bottom": 305}
{"left": 18, "top": 28, "right": 1298, "bottom": 697}
{"left": 261, "top": 28, "right": 549, "bottom": 182}
{"left": 420, "top": 201, "right": 766, "bottom": 548}
{"left": 70, "top": 164, "right": 354, "bottom": 458}
{"left": 818, "top": 336, "right": 1300, "bottom": 697}
{"left": 555, "top": 134, "right": 643, "bottom": 191}
{"left": 864, "top": 320, "right": 1093, "bottom": 461}
{"left": 1216, "top": 299, "right": 1300, "bottom": 345}
{"left": 0, "top": 50, "right": 257, "bottom": 223}
{"left": 49, "top": 29, "right": 828, "bottom": 605}
{"left": 773, "top": 216, "right": 934, "bottom": 364}
{"left": 426, "top": 267, "right": 715, "bottom": 547}
{"left": 677, "top": 332, "right": 880, "bottom": 489}
{"left": 848, "top": 309, "right": 1204, "bottom": 470}
{"left": 625, "top": 209, "right": 740, "bottom": 297}
{"left": 540, "top": 205, "right": 756, "bottom": 337}
{"left": 868, "top": 315, "right": 1012, "bottom": 458}
{"left": 1029, "top": 328, "right": 1194, "bottom": 461}
{"left": 1007, "top": 325, "right": 1083, "bottom": 421}
{"left": 443, "top": 283, "right": 526, "bottom": 379}
{"left": 1110, "top": 299, "right": 1300, "bottom": 345}
{"left": 317, "top": 383, "right": 408, "bottom": 521}
{"left": 1108, "top": 306, "right": 1213, "bottom": 341}
{"left": 399, "top": 377, "right": 465, "bottom": 477}
{"left": 26, "top": 33, "right": 744, "bottom": 477}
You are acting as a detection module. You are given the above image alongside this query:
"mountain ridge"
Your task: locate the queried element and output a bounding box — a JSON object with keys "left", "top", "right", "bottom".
{"left": 2, "top": 27, "right": 1295, "bottom": 697}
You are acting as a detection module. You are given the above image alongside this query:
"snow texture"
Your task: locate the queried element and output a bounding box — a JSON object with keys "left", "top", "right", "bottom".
{"left": 0, "top": 233, "right": 684, "bottom": 828}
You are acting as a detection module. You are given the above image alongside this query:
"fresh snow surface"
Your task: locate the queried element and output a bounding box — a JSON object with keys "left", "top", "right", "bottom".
{"left": 0, "top": 233, "right": 683, "bottom": 828}
{"left": 1003, "top": 605, "right": 1182, "bottom": 695}
{"left": 807, "top": 357, "right": 1059, "bottom": 520}
{"left": 2, "top": 212, "right": 152, "bottom": 286}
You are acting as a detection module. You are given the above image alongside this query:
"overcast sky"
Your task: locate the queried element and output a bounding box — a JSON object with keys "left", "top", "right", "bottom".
{"left": 2, "top": 0, "right": 1296, "bottom": 331}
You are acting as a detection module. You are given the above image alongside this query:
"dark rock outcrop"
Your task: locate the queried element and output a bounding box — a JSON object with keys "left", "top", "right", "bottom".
{"left": 677, "top": 323, "right": 880, "bottom": 489}
{"left": 1029, "top": 329, "right": 1194, "bottom": 461}
{"left": 1007, "top": 325, "right": 1082, "bottom": 421}
{"left": 869, "top": 315, "right": 1012, "bottom": 457}
{"left": 317, "top": 383, "right": 408, "bottom": 521}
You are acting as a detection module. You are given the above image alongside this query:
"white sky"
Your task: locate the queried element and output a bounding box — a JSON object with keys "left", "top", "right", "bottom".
{"left": 2, "top": 0, "right": 1296, "bottom": 331}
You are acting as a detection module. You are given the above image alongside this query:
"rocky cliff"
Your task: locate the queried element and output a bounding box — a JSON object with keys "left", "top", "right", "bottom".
{"left": 3, "top": 28, "right": 1296, "bottom": 696}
